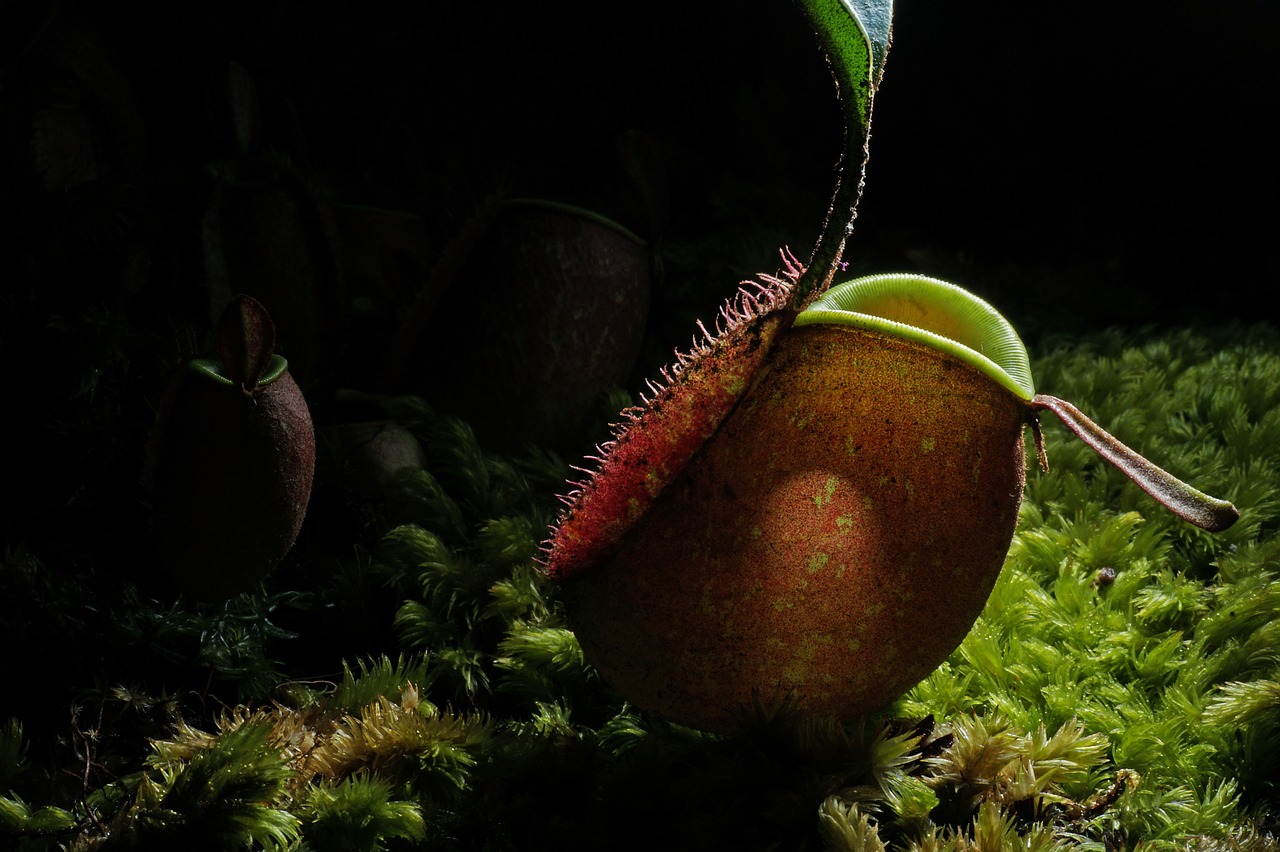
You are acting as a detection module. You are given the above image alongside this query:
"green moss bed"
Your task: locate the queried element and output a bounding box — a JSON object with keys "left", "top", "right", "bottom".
{"left": 3, "top": 321, "right": 1279, "bottom": 851}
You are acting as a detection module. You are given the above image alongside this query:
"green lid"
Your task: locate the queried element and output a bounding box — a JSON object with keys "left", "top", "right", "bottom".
{"left": 796, "top": 273, "right": 1035, "bottom": 400}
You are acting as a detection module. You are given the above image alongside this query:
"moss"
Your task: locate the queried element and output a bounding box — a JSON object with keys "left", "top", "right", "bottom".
{"left": 3, "top": 324, "right": 1280, "bottom": 851}
{"left": 897, "top": 323, "right": 1280, "bottom": 849}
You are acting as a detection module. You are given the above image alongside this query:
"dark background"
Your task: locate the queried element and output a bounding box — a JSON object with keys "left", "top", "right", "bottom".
{"left": 283, "top": 0, "right": 1279, "bottom": 340}
{"left": 861, "top": 1, "right": 1280, "bottom": 337}
{"left": 6, "top": 0, "right": 1278, "bottom": 348}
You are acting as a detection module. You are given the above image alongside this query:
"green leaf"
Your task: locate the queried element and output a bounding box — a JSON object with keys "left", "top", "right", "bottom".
{"left": 331, "top": 654, "right": 437, "bottom": 712}
{"left": 0, "top": 792, "right": 76, "bottom": 835}
{"left": 1203, "top": 679, "right": 1280, "bottom": 727}
{"left": 0, "top": 719, "right": 25, "bottom": 789}
{"left": 298, "top": 776, "right": 426, "bottom": 852}
{"left": 802, "top": 0, "right": 891, "bottom": 132}
{"left": 130, "top": 721, "right": 300, "bottom": 851}
{"left": 794, "top": 0, "right": 893, "bottom": 298}
{"left": 817, "top": 797, "right": 888, "bottom": 852}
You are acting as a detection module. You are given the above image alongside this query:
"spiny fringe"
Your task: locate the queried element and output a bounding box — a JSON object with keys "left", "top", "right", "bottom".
{"left": 590, "top": 245, "right": 801, "bottom": 448}
{"left": 665, "top": 248, "right": 803, "bottom": 381}
{"left": 539, "top": 248, "right": 803, "bottom": 566}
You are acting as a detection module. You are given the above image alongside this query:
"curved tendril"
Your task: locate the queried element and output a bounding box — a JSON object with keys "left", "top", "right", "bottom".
{"left": 1031, "top": 394, "right": 1240, "bottom": 532}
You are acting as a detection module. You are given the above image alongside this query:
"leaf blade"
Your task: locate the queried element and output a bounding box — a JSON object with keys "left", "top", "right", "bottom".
{"left": 794, "top": 0, "right": 894, "bottom": 300}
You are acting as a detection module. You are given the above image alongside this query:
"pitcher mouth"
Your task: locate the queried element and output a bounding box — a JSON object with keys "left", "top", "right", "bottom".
{"left": 795, "top": 273, "right": 1036, "bottom": 401}
{"left": 189, "top": 354, "right": 290, "bottom": 389}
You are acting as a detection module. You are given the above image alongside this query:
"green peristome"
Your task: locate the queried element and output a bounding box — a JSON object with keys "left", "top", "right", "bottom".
{"left": 796, "top": 273, "right": 1036, "bottom": 401}
{"left": 189, "top": 354, "right": 290, "bottom": 389}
